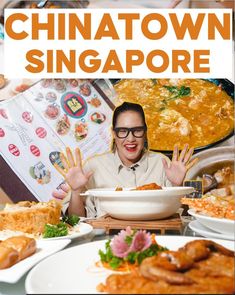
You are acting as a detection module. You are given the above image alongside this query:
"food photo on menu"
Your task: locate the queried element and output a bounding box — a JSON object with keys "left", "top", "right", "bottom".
{"left": 0, "top": 1, "right": 234, "bottom": 295}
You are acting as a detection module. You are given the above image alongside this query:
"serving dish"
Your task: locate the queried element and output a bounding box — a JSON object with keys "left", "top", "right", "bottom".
{"left": 83, "top": 186, "right": 194, "bottom": 220}
{"left": 188, "top": 208, "right": 235, "bottom": 235}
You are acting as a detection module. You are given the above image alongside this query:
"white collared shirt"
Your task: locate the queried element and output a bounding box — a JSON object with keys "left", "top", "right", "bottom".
{"left": 72, "top": 150, "right": 173, "bottom": 218}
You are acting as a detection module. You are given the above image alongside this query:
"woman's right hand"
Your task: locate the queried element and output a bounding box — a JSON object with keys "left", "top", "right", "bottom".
{"left": 54, "top": 147, "right": 93, "bottom": 192}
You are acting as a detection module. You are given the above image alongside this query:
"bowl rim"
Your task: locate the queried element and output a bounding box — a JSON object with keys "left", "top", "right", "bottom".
{"left": 83, "top": 186, "right": 194, "bottom": 198}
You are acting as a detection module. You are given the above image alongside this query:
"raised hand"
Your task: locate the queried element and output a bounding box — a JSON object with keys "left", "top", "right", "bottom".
{"left": 162, "top": 144, "right": 198, "bottom": 186}
{"left": 54, "top": 147, "right": 93, "bottom": 191}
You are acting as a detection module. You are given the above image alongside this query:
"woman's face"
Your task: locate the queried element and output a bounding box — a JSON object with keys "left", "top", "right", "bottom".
{"left": 113, "top": 110, "right": 146, "bottom": 166}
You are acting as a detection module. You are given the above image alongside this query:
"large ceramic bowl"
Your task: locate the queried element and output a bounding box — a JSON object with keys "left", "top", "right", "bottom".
{"left": 84, "top": 187, "right": 194, "bottom": 220}
{"left": 188, "top": 209, "right": 235, "bottom": 235}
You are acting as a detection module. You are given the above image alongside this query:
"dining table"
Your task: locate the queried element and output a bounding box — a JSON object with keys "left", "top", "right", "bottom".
{"left": 0, "top": 214, "right": 204, "bottom": 295}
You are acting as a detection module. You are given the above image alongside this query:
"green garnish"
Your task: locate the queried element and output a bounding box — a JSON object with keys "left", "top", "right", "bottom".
{"left": 163, "top": 85, "right": 191, "bottom": 101}
{"left": 43, "top": 222, "right": 68, "bottom": 238}
{"left": 137, "top": 244, "right": 165, "bottom": 264}
{"left": 99, "top": 240, "right": 123, "bottom": 269}
{"left": 98, "top": 239, "right": 167, "bottom": 270}
{"left": 158, "top": 85, "right": 191, "bottom": 111}
{"left": 62, "top": 214, "right": 80, "bottom": 226}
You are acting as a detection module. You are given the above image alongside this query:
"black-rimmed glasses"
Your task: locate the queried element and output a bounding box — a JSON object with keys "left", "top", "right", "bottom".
{"left": 114, "top": 126, "right": 147, "bottom": 138}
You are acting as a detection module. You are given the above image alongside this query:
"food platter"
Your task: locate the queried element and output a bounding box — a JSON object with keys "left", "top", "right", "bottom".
{"left": 0, "top": 239, "right": 70, "bottom": 284}
{"left": 25, "top": 236, "right": 234, "bottom": 294}
{"left": 188, "top": 209, "right": 234, "bottom": 235}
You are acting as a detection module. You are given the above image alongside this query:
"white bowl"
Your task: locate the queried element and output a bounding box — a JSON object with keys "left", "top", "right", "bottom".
{"left": 85, "top": 187, "right": 194, "bottom": 220}
{"left": 188, "top": 209, "right": 235, "bottom": 235}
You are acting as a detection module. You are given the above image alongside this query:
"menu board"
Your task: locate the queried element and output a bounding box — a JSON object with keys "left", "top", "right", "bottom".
{"left": 0, "top": 79, "right": 114, "bottom": 202}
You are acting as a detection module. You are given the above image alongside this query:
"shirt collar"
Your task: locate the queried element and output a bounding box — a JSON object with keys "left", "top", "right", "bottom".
{"left": 114, "top": 149, "right": 149, "bottom": 174}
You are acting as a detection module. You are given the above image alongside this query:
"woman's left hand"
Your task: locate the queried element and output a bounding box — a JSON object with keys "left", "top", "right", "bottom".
{"left": 162, "top": 144, "right": 198, "bottom": 186}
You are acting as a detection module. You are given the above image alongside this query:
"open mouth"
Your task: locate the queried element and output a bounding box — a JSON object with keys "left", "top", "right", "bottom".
{"left": 124, "top": 144, "right": 138, "bottom": 152}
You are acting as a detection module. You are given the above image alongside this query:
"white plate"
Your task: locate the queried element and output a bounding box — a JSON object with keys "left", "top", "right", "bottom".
{"left": 189, "top": 220, "right": 235, "bottom": 241}
{"left": 84, "top": 186, "right": 194, "bottom": 198}
{"left": 0, "top": 222, "right": 93, "bottom": 242}
{"left": 188, "top": 209, "right": 235, "bottom": 235}
{"left": 0, "top": 239, "right": 70, "bottom": 284}
{"left": 25, "top": 236, "right": 233, "bottom": 294}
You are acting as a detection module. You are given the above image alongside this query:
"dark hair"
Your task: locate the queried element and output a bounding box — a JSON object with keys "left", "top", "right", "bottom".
{"left": 112, "top": 102, "right": 147, "bottom": 129}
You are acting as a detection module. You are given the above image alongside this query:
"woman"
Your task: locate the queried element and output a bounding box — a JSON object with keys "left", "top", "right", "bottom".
{"left": 53, "top": 102, "right": 197, "bottom": 217}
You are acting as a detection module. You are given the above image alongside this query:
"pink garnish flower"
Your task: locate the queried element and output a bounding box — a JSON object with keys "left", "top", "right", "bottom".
{"left": 111, "top": 226, "right": 133, "bottom": 258}
{"left": 129, "top": 230, "right": 152, "bottom": 253}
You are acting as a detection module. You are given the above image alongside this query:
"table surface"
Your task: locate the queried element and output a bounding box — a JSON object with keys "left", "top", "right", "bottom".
{"left": 0, "top": 216, "right": 199, "bottom": 295}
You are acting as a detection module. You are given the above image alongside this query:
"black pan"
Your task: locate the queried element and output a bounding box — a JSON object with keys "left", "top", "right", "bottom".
{"left": 110, "top": 78, "right": 234, "bottom": 157}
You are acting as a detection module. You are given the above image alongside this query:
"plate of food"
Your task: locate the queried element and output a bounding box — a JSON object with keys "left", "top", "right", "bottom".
{"left": 44, "top": 103, "right": 60, "bottom": 120}
{"left": 25, "top": 228, "right": 234, "bottom": 294}
{"left": 0, "top": 236, "right": 70, "bottom": 283}
{"left": 0, "top": 219, "right": 93, "bottom": 242}
{"left": 74, "top": 122, "right": 88, "bottom": 141}
{"left": 90, "top": 112, "right": 106, "bottom": 124}
{"left": 181, "top": 192, "right": 235, "bottom": 235}
{"left": 188, "top": 209, "right": 234, "bottom": 236}
{"left": 55, "top": 114, "right": 71, "bottom": 135}
{"left": 189, "top": 220, "right": 234, "bottom": 241}
{"left": 40, "top": 221, "right": 94, "bottom": 241}
{"left": 0, "top": 200, "right": 93, "bottom": 241}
